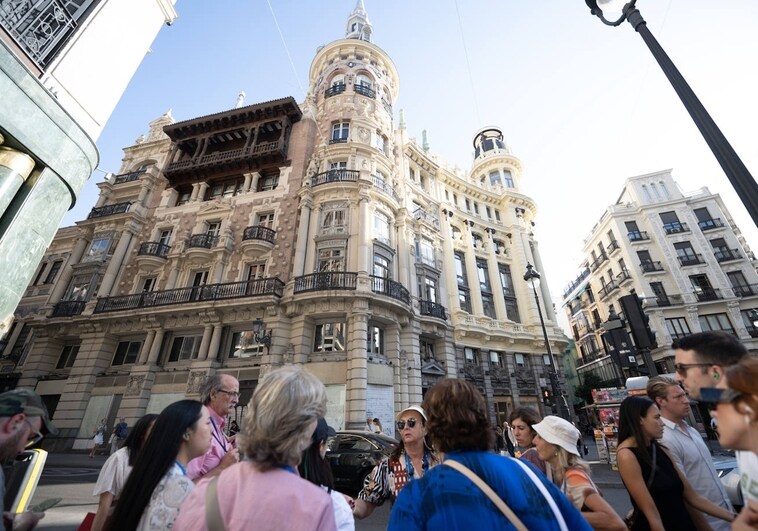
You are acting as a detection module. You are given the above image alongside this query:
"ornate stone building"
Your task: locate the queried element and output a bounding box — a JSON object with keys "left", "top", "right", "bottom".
{"left": 4, "top": 2, "right": 567, "bottom": 449}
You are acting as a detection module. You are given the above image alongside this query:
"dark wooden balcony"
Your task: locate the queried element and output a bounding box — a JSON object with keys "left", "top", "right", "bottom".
{"left": 164, "top": 141, "right": 286, "bottom": 179}
{"left": 325, "top": 84, "right": 346, "bottom": 98}
{"left": 419, "top": 300, "right": 447, "bottom": 320}
{"left": 138, "top": 242, "right": 171, "bottom": 258}
{"left": 50, "top": 300, "right": 86, "bottom": 317}
{"left": 733, "top": 284, "right": 758, "bottom": 297}
{"left": 663, "top": 222, "right": 689, "bottom": 235}
{"left": 87, "top": 202, "right": 131, "bottom": 219}
{"left": 678, "top": 254, "right": 704, "bottom": 266}
{"left": 370, "top": 276, "right": 411, "bottom": 305}
{"left": 640, "top": 260, "right": 664, "bottom": 273}
{"left": 113, "top": 169, "right": 145, "bottom": 184}
{"left": 354, "top": 84, "right": 376, "bottom": 98}
{"left": 294, "top": 272, "right": 358, "bottom": 293}
{"left": 242, "top": 226, "right": 275, "bottom": 244}
{"left": 698, "top": 218, "right": 724, "bottom": 231}
{"left": 94, "top": 278, "right": 285, "bottom": 313}
{"left": 311, "top": 169, "right": 359, "bottom": 187}
{"left": 187, "top": 234, "right": 218, "bottom": 249}
{"left": 695, "top": 288, "right": 721, "bottom": 302}
{"left": 627, "top": 230, "right": 649, "bottom": 242}
{"left": 714, "top": 248, "right": 741, "bottom": 262}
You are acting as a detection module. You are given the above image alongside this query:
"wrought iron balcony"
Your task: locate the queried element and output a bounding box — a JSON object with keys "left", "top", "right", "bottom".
{"left": 325, "top": 84, "right": 346, "bottom": 98}
{"left": 370, "top": 276, "right": 411, "bottom": 305}
{"left": 413, "top": 207, "right": 440, "bottom": 229}
{"left": 607, "top": 240, "right": 621, "bottom": 254}
{"left": 311, "top": 169, "right": 359, "bottom": 187}
{"left": 294, "top": 272, "right": 358, "bottom": 293}
{"left": 640, "top": 260, "right": 664, "bottom": 273}
{"left": 599, "top": 280, "right": 619, "bottom": 299}
{"left": 616, "top": 269, "right": 632, "bottom": 284}
{"left": 372, "top": 175, "right": 401, "bottom": 203}
{"left": 695, "top": 288, "right": 721, "bottom": 302}
{"left": 714, "top": 248, "right": 741, "bottom": 262}
{"left": 354, "top": 84, "right": 376, "bottom": 98}
{"left": 138, "top": 242, "right": 171, "bottom": 258}
{"left": 643, "top": 294, "right": 683, "bottom": 307}
{"left": 419, "top": 300, "right": 447, "bottom": 320}
{"left": 242, "top": 226, "right": 276, "bottom": 244}
{"left": 698, "top": 218, "right": 724, "bottom": 231}
{"left": 663, "top": 222, "right": 689, "bottom": 235}
{"left": 113, "top": 169, "right": 146, "bottom": 184}
{"left": 94, "top": 278, "right": 284, "bottom": 313}
{"left": 87, "top": 202, "right": 131, "bottom": 219}
{"left": 50, "top": 300, "right": 86, "bottom": 317}
{"left": 187, "top": 234, "right": 218, "bottom": 249}
{"left": 329, "top": 137, "right": 348, "bottom": 144}
{"left": 627, "top": 230, "right": 649, "bottom": 242}
{"left": 733, "top": 284, "right": 758, "bottom": 297}
{"left": 678, "top": 254, "right": 704, "bottom": 266}
{"left": 748, "top": 326, "right": 758, "bottom": 339}
{"left": 589, "top": 252, "right": 608, "bottom": 272}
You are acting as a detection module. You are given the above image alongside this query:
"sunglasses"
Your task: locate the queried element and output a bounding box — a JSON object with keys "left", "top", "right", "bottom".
{"left": 699, "top": 387, "right": 742, "bottom": 406}
{"left": 673, "top": 362, "right": 712, "bottom": 376}
{"left": 396, "top": 418, "right": 419, "bottom": 430}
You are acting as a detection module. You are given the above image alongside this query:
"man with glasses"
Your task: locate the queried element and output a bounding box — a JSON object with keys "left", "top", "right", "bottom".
{"left": 647, "top": 376, "right": 733, "bottom": 530}
{"left": 187, "top": 373, "right": 240, "bottom": 482}
{"left": 0, "top": 388, "right": 57, "bottom": 530}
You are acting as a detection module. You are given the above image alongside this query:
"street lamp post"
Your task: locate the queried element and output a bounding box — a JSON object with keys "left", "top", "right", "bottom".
{"left": 524, "top": 263, "right": 570, "bottom": 419}
{"left": 585, "top": 0, "right": 758, "bottom": 227}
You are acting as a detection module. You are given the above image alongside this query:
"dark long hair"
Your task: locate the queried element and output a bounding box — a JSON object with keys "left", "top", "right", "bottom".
{"left": 297, "top": 437, "right": 334, "bottom": 491}
{"left": 618, "top": 396, "right": 657, "bottom": 467}
{"left": 124, "top": 414, "right": 158, "bottom": 466}
{"left": 106, "top": 400, "right": 203, "bottom": 531}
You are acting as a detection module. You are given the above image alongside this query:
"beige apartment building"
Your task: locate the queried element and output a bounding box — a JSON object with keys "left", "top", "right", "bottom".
{"left": 2, "top": 3, "right": 567, "bottom": 449}
{"left": 563, "top": 170, "right": 758, "bottom": 385}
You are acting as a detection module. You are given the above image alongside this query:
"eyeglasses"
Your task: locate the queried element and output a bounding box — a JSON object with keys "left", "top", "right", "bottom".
{"left": 700, "top": 387, "right": 742, "bottom": 405}
{"left": 23, "top": 419, "right": 44, "bottom": 449}
{"left": 396, "top": 418, "right": 418, "bottom": 430}
{"left": 217, "top": 389, "right": 240, "bottom": 398}
{"left": 673, "top": 362, "right": 711, "bottom": 376}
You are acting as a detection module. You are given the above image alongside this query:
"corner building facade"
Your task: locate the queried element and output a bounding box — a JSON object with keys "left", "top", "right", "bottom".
{"left": 5, "top": 3, "right": 567, "bottom": 449}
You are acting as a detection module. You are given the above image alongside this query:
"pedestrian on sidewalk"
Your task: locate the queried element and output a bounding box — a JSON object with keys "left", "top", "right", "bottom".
{"left": 110, "top": 417, "right": 128, "bottom": 456}
{"left": 510, "top": 407, "right": 551, "bottom": 480}
{"left": 89, "top": 418, "right": 107, "bottom": 458}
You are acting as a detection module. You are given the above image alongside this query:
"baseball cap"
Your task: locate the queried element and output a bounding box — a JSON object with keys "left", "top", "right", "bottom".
{"left": 313, "top": 417, "right": 336, "bottom": 442}
{"left": 532, "top": 416, "right": 580, "bottom": 457}
{"left": 0, "top": 389, "right": 58, "bottom": 435}
{"left": 396, "top": 405, "right": 427, "bottom": 423}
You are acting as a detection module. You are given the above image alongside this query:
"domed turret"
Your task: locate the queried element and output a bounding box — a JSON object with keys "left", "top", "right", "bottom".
{"left": 473, "top": 127, "right": 508, "bottom": 160}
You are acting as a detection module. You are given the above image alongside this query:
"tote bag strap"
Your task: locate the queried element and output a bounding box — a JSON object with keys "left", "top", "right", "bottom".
{"left": 443, "top": 460, "right": 527, "bottom": 531}
{"left": 512, "top": 457, "right": 569, "bottom": 531}
{"left": 204, "top": 477, "right": 226, "bottom": 531}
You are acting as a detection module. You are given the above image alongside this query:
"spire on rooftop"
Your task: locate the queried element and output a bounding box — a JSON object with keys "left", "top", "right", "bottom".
{"left": 345, "top": 0, "right": 372, "bottom": 42}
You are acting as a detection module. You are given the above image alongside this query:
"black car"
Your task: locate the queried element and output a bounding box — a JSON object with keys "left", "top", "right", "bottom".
{"left": 326, "top": 430, "right": 399, "bottom": 495}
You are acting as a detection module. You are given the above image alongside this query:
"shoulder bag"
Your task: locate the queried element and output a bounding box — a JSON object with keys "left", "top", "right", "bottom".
{"left": 204, "top": 476, "right": 226, "bottom": 531}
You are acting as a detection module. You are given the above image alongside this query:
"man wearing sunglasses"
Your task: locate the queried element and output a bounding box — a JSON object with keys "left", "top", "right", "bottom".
{"left": 187, "top": 373, "right": 240, "bottom": 482}
{"left": 0, "top": 388, "right": 57, "bottom": 531}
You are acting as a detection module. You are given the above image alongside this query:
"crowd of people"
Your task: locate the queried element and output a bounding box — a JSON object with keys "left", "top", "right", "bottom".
{"left": 1, "top": 329, "right": 757, "bottom": 530}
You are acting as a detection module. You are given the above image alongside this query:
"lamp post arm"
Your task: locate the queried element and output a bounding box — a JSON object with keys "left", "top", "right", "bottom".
{"left": 624, "top": 6, "right": 758, "bottom": 226}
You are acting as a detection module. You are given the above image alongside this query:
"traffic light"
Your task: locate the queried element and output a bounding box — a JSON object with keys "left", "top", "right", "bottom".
{"left": 619, "top": 294, "right": 657, "bottom": 350}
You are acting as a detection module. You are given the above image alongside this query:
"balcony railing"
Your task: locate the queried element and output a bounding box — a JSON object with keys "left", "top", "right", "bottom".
{"left": 714, "top": 248, "right": 741, "bottom": 262}
{"left": 663, "top": 222, "right": 689, "bottom": 235}
{"left": 616, "top": 269, "right": 632, "bottom": 284}
{"left": 311, "top": 169, "right": 359, "bottom": 187}
{"left": 94, "top": 278, "right": 284, "bottom": 313}
{"left": 354, "top": 84, "right": 376, "bottom": 98}
{"left": 50, "top": 300, "right": 86, "bottom": 317}
{"left": 607, "top": 240, "right": 621, "bottom": 254}
{"left": 370, "top": 276, "right": 411, "bottom": 305}
{"left": 642, "top": 294, "right": 683, "bottom": 307}
{"left": 187, "top": 234, "right": 218, "bottom": 249}
{"left": 698, "top": 218, "right": 724, "bottom": 231}
{"left": 294, "top": 272, "right": 358, "bottom": 293}
{"left": 164, "top": 142, "right": 284, "bottom": 175}
{"left": 419, "top": 300, "right": 447, "bottom": 320}
{"left": 87, "top": 202, "right": 131, "bottom": 219}
{"left": 372, "top": 175, "right": 401, "bottom": 203}
{"left": 242, "top": 226, "right": 276, "bottom": 244}
{"left": 599, "top": 280, "right": 619, "bottom": 299}
{"left": 329, "top": 137, "right": 348, "bottom": 144}
{"left": 138, "top": 242, "right": 170, "bottom": 258}
{"left": 563, "top": 268, "right": 591, "bottom": 298}
{"left": 678, "top": 254, "right": 703, "bottom": 266}
{"left": 695, "top": 288, "right": 721, "bottom": 302}
{"left": 1, "top": 0, "right": 77, "bottom": 69}
{"left": 640, "top": 260, "right": 664, "bottom": 273}
{"left": 325, "top": 84, "right": 346, "bottom": 98}
{"left": 589, "top": 252, "right": 608, "bottom": 272}
{"left": 733, "top": 284, "right": 758, "bottom": 297}
{"left": 627, "top": 230, "right": 649, "bottom": 242}
{"left": 747, "top": 326, "right": 758, "bottom": 339}
{"left": 113, "top": 169, "right": 146, "bottom": 184}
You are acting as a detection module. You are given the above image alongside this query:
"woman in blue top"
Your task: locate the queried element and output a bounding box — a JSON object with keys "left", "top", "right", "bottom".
{"left": 389, "top": 379, "right": 591, "bottom": 530}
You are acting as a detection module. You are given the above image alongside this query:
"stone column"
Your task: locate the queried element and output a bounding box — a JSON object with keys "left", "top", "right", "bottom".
{"left": 294, "top": 196, "right": 312, "bottom": 276}
{"left": 441, "top": 213, "right": 458, "bottom": 311}
{"left": 358, "top": 196, "right": 370, "bottom": 274}
{"left": 464, "top": 247, "right": 484, "bottom": 315}
{"left": 305, "top": 203, "right": 321, "bottom": 273}
{"left": 196, "top": 182, "right": 209, "bottom": 202}
{"left": 147, "top": 330, "right": 165, "bottom": 364}
{"left": 98, "top": 224, "right": 137, "bottom": 297}
{"left": 487, "top": 234, "right": 507, "bottom": 320}
{"left": 189, "top": 183, "right": 201, "bottom": 202}
{"left": 197, "top": 325, "right": 214, "bottom": 361}
{"left": 137, "top": 330, "right": 156, "bottom": 365}
{"left": 345, "top": 310, "right": 369, "bottom": 429}
{"left": 242, "top": 172, "right": 253, "bottom": 194}
{"left": 395, "top": 218, "right": 409, "bottom": 287}
{"left": 49, "top": 235, "right": 89, "bottom": 303}
{"left": 207, "top": 324, "right": 223, "bottom": 362}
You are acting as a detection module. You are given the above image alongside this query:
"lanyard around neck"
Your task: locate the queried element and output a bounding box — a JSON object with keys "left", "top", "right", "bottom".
{"left": 209, "top": 418, "right": 228, "bottom": 452}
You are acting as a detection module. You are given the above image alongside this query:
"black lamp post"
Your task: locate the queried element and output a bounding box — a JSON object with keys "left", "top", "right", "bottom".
{"left": 252, "top": 318, "right": 272, "bottom": 352}
{"left": 524, "top": 263, "right": 570, "bottom": 419}
{"left": 585, "top": 0, "right": 758, "bottom": 227}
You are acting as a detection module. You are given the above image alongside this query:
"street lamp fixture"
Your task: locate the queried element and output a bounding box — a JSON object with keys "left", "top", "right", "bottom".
{"left": 585, "top": 0, "right": 758, "bottom": 227}
{"left": 524, "top": 263, "right": 570, "bottom": 419}
{"left": 252, "top": 318, "right": 272, "bottom": 351}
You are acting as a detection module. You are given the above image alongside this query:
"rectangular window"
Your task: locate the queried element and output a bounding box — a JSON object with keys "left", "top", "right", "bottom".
{"left": 477, "top": 259, "right": 491, "bottom": 293}
{"left": 543, "top": 354, "right": 552, "bottom": 366}
{"left": 374, "top": 212, "right": 390, "bottom": 244}
{"left": 257, "top": 213, "right": 275, "bottom": 228}
{"left": 229, "top": 330, "right": 265, "bottom": 358}
{"left": 495, "top": 210, "right": 501, "bottom": 222}
{"left": 159, "top": 230, "right": 173, "bottom": 246}
{"left": 112, "top": 341, "right": 142, "bottom": 366}
{"left": 490, "top": 351, "right": 505, "bottom": 368}
{"left": 514, "top": 353, "right": 526, "bottom": 367}
{"left": 205, "top": 222, "right": 221, "bottom": 237}
{"left": 56, "top": 345, "right": 80, "bottom": 369}
{"left": 489, "top": 170, "right": 501, "bottom": 187}
{"left": 473, "top": 203, "right": 479, "bottom": 215}
{"left": 43, "top": 260, "right": 63, "bottom": 284}
{"left": 699, "top": 314, "right": 735, "bottom": 334}
{"left": 503, "top": 171, "right": 514, "bottom": 188}
{"left": 374, "top": 133, "right": 386, "bottom": 154}
{"left": 245, "top": 263, "right": 266, "bottom": 281}
{"left": 141, "top": 277, "right": 156, "bottom": 292}
{"left": 417, "top": 239, "right": 435, "bottom": 266}
{"left": 367, "top": 325, "right": 384, "bottom": 356}
{"left": 498, "top": 263, "right": 520, "bottom": 322}
{"left": 465, "top": 198, "right": 471, "bottom": 212}
{"left": 464, "top": 347, "right": 478, "bottom": 364}
{"left": 322, "top": 208, "right": 346, "bottom": 233}
{"left": 87, "top": 238, "right": 111, "bottom": 260}
{"left": 727, "top": 271, "right": 751, "bottom": 296}
{"left": 331, "top": 122, "right": 350, "bottom": 142}
{"left": 257, "top": 172, "right": 279, "bottom": 191}
{"left": 455, "top": 252, "right": 468, "bottom": 286}
{"left": 176, "top": 187, "right": 192, "bottom": 206}
{"left": 168, "top": 336, "right": 202, "bottom": 362}
{"left": 482, "top": 293, "right": 496, "bottom": 319}
{"left": 318, "top": 248, "right": 345, "bottom": 272}
{"left": 33, "top": 263, "right": 47, "bottom": 286}
{"left": 314, "top": 322, "right": 346, "bottom": 352}
{"left": 420, "top": 339, "right": 435, "bottom": 360}
{"left": 373, "top": 254, "right": 390, "bottom": 279}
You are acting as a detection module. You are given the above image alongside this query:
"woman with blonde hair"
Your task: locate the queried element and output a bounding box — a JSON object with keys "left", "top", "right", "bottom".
{"left": 174, "top": 366, "right": 335, "bottom": 530}
{"left": 533, "top": 416, "right": 626, "bottom": 531}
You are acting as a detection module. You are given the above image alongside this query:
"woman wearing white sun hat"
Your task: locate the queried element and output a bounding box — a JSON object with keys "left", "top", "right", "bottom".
{"left": 533, "top": 416, "right": 626, "bottom": 531}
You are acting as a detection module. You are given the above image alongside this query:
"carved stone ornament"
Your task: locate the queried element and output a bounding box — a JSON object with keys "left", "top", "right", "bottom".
{"left": 125, "top": 375, "right": 146, "bottom": 397}
{"left": 186, "top": 370, "right": 208, "bottom": 395}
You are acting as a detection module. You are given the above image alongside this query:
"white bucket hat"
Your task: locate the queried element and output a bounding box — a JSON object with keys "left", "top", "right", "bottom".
{"left": 396, "top": 405, "right": 427, "bottom": 422}
{"left": 532, "top": 416, "right": 581, "bottom": 457}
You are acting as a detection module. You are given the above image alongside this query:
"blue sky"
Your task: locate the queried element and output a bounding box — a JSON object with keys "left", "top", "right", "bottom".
{"left": 62, "top": 1, "right": 758, "bottom": 331}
